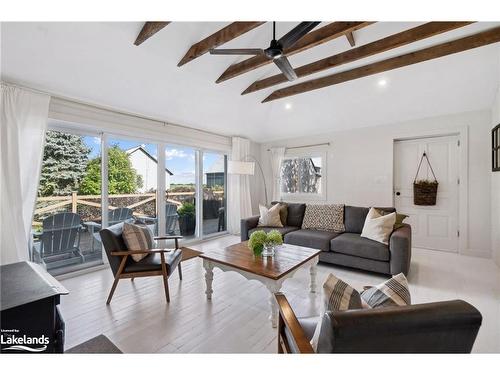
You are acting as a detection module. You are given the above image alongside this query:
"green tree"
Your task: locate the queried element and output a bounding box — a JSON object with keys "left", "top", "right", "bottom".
{"left": 79, "top": 145, "right": 140, "bottom": 194}
{"left": 38, "top": 131, "right": 90, "bottom": 196}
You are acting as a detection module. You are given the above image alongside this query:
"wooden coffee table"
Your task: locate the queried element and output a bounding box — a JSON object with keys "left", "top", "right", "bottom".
{"left": 199, "top": 241, "right": 321, "bottom": 328}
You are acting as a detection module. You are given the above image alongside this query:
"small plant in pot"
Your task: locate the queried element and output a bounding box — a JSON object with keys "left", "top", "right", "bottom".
{"left": 177, "top": 202, "right": 196, "bottom": 236}
{"left": 248, "top": 230, "right": 283, "bottom": 257}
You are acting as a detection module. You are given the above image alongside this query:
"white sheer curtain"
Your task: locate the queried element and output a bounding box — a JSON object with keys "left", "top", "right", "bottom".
{"left": 227, "top": 137, "right": 253, "bottom": 234}
{"left": 270, "top": 147, "right": 285, "bottom": 202}
{"left": 1, "top": 84, "right": 50, "bottom": 265}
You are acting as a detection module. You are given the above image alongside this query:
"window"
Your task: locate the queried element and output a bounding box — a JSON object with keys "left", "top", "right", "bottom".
{"left": 280, "top": 151, "right": 325, "bottom": 200}
{"left": 33, "top": 122, "right": 228, "bottom": 276}
{"left": 165, "top": 145, "right": 198, "bottom": 240}
{"left": 32, "top": 129, "right": 103, "bottom": 276}
{"left": 203, "top": 152, "right": 227, "bottom": 235}
{"left": 106, "top": 137, "right": 159, "bottom": 236}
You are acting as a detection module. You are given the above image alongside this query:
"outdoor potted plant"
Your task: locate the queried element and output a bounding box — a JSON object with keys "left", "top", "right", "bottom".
{"left": 177, "top": 202, "right": 196, "bottom": 236}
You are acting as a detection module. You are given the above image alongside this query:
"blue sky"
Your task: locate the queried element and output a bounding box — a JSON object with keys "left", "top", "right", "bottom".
{"left": 83, "top": 136, "right": 223, "bottom": 185}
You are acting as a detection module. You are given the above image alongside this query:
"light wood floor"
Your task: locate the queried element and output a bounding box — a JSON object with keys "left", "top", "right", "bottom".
{"left": 59, "top": 235, "right": 500, "bottom": 353}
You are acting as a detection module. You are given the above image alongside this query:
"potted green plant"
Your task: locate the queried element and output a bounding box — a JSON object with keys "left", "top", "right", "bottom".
{"left": 177, "top": 202, "right": 196, "bottom": 236}
{"left": 248, "top": 230, "right": 283, "bottom": 257}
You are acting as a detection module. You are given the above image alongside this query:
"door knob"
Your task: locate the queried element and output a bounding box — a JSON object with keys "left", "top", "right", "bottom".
{"left": 396, "top": 192, "right": 401, "bottom": 196}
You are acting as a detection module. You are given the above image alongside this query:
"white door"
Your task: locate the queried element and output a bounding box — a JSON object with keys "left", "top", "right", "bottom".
{"left": 393, "top": 135, "right": 460, "bottom": 252}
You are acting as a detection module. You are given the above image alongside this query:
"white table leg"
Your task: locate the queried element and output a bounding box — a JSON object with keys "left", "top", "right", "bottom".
{"left": 203, "top": 259, "right": 214, "bottom": 300}
{"left": 265, "top": 282, "right": 282, "bottom": 328}
{"left": 309, "top": 257, "right": 319, "bottom": 293}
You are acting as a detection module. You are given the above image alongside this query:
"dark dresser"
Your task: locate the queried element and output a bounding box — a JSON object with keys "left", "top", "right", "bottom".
{"left": 1, "top": 261, "right": 68, "bottom": 353}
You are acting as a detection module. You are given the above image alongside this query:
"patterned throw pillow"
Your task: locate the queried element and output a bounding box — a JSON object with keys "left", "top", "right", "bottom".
{"left": 311, "top": 274, "right": 362, "bottom": 351}
{"left": 360, "top": 273, "right": 411, "bottom": 308}
{"left": 258, "top": 203, "right": 283, "bottom": 227}
{"left": 301, "top": 204, "right": 345, "bottom": 232}
{"left": 122, "top": 222, "right": 154, "bottom": 262}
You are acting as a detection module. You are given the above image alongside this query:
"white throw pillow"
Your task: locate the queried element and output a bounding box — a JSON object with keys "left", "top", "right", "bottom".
{"left": 360, "top": 207, "right": 396, "bottom": 244}
{"left": 257, "top": 203, "right": 283, "bottom": 227}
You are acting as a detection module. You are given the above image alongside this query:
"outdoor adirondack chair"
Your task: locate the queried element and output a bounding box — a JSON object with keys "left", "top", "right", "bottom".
{"left": 38, "top": 212, "right": 85, "bottom": 270}
{"left": 165, "top": 203, "right": 179, "bottom": 235}
{"left": 85, "top": 207, "right": 135, "bottom": 251}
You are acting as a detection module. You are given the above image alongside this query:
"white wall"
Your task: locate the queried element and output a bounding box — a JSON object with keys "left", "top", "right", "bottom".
{"left": 491, "top": 87, "right": 500, "bottom": 267}
{"left": 261, "top": 110, "right": 492, "bottom": 258}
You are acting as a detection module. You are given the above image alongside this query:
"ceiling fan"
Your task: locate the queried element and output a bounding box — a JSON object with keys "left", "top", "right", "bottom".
{"left": 209, "top": 21, "right": 320, "bottom": 81}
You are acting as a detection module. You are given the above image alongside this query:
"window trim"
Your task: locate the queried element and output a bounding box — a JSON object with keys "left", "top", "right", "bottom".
{"left": 280, "top": 149, "right": 327, "bottom": 202}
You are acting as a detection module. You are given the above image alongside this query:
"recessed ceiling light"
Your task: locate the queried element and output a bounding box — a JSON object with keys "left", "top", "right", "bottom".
{"left": 285, "top": 103, "right": 292, "bottom": 110}
{"left": 378, "top": 79, "right": 388, "bottom": 87}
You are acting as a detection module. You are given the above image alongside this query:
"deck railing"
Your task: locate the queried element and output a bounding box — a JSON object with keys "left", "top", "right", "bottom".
{"left": 33, "top": 191, "right": 223, "bottom": 226}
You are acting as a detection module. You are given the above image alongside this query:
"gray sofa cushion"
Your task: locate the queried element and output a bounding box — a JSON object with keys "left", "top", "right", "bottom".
{"left": 344, "top": 206, "right": 396, "bottom": 234}
{"left": 248, "top": 226, "right": 299, "bottom": 238}
{"left": 330, "top": 233, "right": 390, "bottom": 261}
{"left": 273, "top": 201, "right": 306, "bottom": 227}
{"left": 284, "top": 229, "right": 341, "bottom": 252}
{"left": 319, "top": 251, "right": 391, "bottom": 275}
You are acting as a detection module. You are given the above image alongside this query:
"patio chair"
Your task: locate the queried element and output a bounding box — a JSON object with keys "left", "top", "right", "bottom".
{"left": 38, "top": 212, "right": 85, "bottom": 270}
{"left": 108, "top": 207, "right": 134, "bottom": 226}
{"left": 85, "top": 208, "right": 135, "bottom": 251}
{"left": 165, "top": 203, "right": 179, "bottom": 235}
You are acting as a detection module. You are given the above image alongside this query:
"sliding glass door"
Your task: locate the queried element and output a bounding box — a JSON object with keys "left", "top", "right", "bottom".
{"left": 202, "top": 152, "right": 227, "bottom": 235}
{"left": 32, "top": 128, "right": 103, "bottom": 276}
{"left": 33, "top": 123, "right": 228, "bottom": 276}
{"left": 104, "top": 138, "right": 159, "bottom": 236}
{"left": 165, "top": 145, "right": 198, "bottom": 240}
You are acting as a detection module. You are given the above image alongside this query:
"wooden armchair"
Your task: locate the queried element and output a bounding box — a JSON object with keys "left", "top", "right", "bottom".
{"left": 100, "top": 223, "right": 183, "bottom": 304}
{"left": 275, "top": 293, "right": 314, "bottom": 354}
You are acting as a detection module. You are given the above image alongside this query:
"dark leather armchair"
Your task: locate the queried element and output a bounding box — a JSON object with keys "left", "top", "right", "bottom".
{"left": 275, "top": 292, "right": 482, "bottom": 354}
{"left": 100, "top": 222, "right": 183, "bottom": 304}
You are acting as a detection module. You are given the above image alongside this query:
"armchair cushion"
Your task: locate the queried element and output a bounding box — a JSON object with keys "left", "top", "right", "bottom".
{"left": 124, "top": 249, "right": 182, "bottom": 275}
{"left": 122, "top": 222, "right": 154, "bottom": 262}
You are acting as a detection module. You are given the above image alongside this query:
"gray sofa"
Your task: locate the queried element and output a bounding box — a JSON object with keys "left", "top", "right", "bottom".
{"left": 241, "top": 202, "right": 412, "bottom": 276}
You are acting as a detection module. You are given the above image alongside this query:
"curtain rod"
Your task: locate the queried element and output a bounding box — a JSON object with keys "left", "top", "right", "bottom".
{"left": 267, "top": 142, "right": 330, "bottom": 151}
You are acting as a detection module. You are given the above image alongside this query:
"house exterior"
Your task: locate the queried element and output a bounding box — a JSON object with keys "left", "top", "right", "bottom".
{"left": 126, "top": 146, "right": 173, "bottom": 192}
{"left": 204, "top": 155, "right": 226, "bottom": 188}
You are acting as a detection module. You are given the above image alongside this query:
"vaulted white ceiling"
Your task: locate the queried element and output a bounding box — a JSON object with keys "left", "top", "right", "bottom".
{"left": 1, "top": 22, "right": 499, "bottom": 142}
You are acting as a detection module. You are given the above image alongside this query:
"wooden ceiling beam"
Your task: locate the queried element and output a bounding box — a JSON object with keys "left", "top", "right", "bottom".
{"left": 345, "top": 32, "right": 356, "bottom": 47}
{"left": 216, "top": 21, "right": 374, "bottom": 83}
{"left": 262, "top": 26, "right": 500, "bottom": 103}
{"left": 134, "top": 22, "right": 170, "bottom": 46}
{"left": 178, "top": 22, "right": 265, "bottom": 67}
{"left": 243, "top": 22, "right": 474, "bottom": 95}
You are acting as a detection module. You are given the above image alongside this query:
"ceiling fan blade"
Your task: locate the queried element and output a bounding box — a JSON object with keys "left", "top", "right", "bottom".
{"left": 209, "top": 48, "right": 264, "bottom": 55}
{"left": 278, "top": 22, "right": 321, "bottom": 49}
{"left": 273, "top": 56, "right": 298, "bottom": 81}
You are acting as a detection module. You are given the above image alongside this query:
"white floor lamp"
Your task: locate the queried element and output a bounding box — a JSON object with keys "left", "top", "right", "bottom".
{"left": 228, "top": 155, "right": 269, "bottom": 206}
